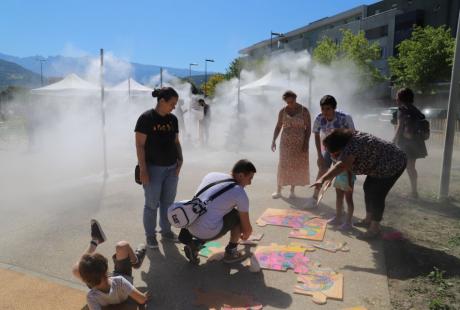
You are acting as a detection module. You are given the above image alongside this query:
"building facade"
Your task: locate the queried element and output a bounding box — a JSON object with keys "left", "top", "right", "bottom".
{"left": 239, "top": 0, "right": 459, "bottom": 76}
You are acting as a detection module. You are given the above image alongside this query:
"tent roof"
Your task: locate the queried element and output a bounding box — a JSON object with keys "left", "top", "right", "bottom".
{"left": 31, "top": 73, "right": 99, "bottom": 95}
{"left": 109, "top": 78, "right": 153, "bottom": 93}
{"left": 240, "top": 72, "right": 285, "bottom": 93}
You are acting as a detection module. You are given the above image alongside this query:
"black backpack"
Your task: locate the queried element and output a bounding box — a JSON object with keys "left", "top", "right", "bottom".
{"left": 406, "top": 105, "right": 430, "bottom": 140}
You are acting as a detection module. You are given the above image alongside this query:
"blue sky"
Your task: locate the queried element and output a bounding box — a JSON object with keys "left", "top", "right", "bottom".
{"left": 1, "top": 0, "right": 376, "bottom": 72}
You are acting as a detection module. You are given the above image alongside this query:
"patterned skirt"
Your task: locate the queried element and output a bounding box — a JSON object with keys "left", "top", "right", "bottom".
{"left": 277, "top": 127, "right": 310, "bottom": 186}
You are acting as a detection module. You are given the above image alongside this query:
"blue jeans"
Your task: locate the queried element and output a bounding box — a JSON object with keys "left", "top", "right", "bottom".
{"left": 143, "top": 163, "right": 178, "bottom": 238}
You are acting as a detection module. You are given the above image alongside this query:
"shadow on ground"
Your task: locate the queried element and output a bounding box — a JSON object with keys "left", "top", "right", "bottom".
{"left": 141, "top": 241, "right": 292, "bottom": 310}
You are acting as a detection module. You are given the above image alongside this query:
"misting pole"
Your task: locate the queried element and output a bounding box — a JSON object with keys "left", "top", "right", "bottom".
{"left": 100, "top": 48, "right": 108, "bottom": 179}
{"left": 160, "top": 67, "right": 163, "bottom": 87}
{"left": 438, "top": 10, "right": 460, "bottom": 200}
{"left": 128, "top": 76, "right": 131, "bottom": 104}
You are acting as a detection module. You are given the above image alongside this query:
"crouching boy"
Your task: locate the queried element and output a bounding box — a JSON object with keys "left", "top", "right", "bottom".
{"left": 178, "top": 159, "right": 256, "bottom": 265}
{"left": 72, "top": 220, "right": 148, "bottom": 310}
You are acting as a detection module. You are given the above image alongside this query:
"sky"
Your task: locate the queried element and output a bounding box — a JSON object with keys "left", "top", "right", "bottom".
{"left": 0, "top": 0, "right": 377, "bottom": 72}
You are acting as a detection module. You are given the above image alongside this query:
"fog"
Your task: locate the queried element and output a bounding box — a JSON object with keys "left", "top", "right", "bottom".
{"left": 0, "top": 49, "right": 398, "bottom": 210}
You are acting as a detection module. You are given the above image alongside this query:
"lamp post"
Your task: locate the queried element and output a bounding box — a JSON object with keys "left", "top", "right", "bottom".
{"left": 270, "top": 31, "right": 284, "bottom": 52}
{"left": 189, "top": 63, "right": 198, "bottom": 83}
{"left": 36, "top": 58, "right": 46, "bottom": 86}
{"left": 204, "top": 59, "right": 214, "bottom": 97}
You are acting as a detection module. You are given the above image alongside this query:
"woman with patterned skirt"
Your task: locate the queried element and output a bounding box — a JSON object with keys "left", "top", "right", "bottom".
{"left": 271, "top": 90, "right": 311, "bottom": 198}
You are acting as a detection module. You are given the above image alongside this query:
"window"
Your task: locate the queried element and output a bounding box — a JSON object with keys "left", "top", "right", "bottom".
{"left": 434, "top": 4, "right": 441, "bottom": 12}
{"left": 365, "top": 25, "right": 389, "bottom": 40}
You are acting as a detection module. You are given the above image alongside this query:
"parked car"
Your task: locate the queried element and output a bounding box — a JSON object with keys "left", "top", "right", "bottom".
{"left": 379, "top": 107, "right": 398, "bottom": 125}
{"left": 422, "top": 108, "right": 447, "bottom": 119}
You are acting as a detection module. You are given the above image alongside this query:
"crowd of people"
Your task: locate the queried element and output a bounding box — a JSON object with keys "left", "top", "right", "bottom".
{"left": 73, "top": 86, "right": 427, "bottom": 309}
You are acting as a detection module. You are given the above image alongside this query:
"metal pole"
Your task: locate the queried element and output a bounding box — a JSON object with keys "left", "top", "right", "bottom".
{"left": 270, "top": 32, "right": 273, "bottom": 52}
{"left": 160, "top": 67, "right": 163, "bottom": 88}
{"left": 40, "top": 61, "right": 43, "bottom": 86}
{"left": 100, "top": 48, "right": 108, "bottom": 179}
{"left": 128, "top": 76, "right": 131, "bottom": 104}
{"left": 189, "top": 64, "right": 192, "bottom": 82}
{"left": 438, "top": 11, "right": 460, "bottom": 200}
{"left": 204, "top": 61, "right": 207, "bottom": 97}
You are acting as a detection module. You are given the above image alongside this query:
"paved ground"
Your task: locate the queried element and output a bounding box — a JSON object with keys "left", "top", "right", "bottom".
{"left": 0, "top": 144, "right": 392, "bottom": 310}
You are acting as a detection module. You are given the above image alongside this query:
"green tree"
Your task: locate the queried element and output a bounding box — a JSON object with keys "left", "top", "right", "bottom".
{"left": 313, "top": 37, "right": 339, "bottom": 65}
{"left": 225, "top": 58, "right": 242, "bottom": 80}
{"left": 201, "top": 74, "right": 226, "bottom": 97}
{"left": 388, "top": 25, "right": 455, "bottom": 92}
{"left": 313, "top": 29, "right": 384, "bottom": 83}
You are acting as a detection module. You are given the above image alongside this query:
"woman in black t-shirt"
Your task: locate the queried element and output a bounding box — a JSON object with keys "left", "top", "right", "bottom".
{"left": 135, "top": 87, "right": 183, "bottom": 249}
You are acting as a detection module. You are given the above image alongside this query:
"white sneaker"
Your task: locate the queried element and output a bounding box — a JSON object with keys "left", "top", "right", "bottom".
{"left": 271, "top": 192, "right": 281, "bottom": 199}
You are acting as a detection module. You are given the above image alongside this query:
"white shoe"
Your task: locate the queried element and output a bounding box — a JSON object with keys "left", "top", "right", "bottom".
{"left": 271, "top": 191, "right": 281, "bottom": 199}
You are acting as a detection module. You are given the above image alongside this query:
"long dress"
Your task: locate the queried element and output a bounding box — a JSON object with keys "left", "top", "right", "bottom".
{"left": 277, "top": 107, "right": 310, "bottom": 186}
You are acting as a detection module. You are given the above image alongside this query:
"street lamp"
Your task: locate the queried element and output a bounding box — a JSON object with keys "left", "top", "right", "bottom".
{"left": 270, "top": 31, "right": 285, "bottom": 52}
{"left": 189, "top": 63, "right": 198, "bottom": 83}
{"left": 204, "top": 59, "right": 214, "bottom": 97}
{"left": 36, "top": 58, "right": 46, "bottom": 86}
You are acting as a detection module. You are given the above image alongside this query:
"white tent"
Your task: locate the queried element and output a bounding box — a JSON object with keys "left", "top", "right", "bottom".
{"left": 108, "top": 78, "right": 153, "bottom": 96}
{"left": 240, "top": 72, "right": 286, "bottom": 94}
{"left": 31, "top": 73, "right": 100, "bottom": 96}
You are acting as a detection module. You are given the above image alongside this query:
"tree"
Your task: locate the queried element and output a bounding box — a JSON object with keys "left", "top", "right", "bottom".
{"left": 388, "top": 25, "right": 455, "bottom": 92}
{"left": 313, "top": 37, "right": 339, "bottom": 65}
{"left": 201, "top": 74, "right": 226, "bottom": 97}
{"left": 225, "top": 58, "right": 242, "bottom": 80}
{"left": 313, "top": 29, "right": 384, "bottom": 83}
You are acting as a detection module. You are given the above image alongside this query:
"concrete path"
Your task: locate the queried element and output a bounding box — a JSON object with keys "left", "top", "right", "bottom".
{"left": 0, "top": 148, "right": 391, "bottom": 309}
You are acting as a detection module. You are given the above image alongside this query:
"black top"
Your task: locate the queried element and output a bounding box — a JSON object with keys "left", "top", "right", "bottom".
{"left": 395, "top": 104, "right": 427, "bottom": 159}
{"left": 135, "top": 109, "right": 179, "bottom": 166}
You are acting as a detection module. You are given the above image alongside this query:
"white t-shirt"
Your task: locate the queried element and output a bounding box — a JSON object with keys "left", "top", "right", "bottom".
{"left": 188, "top": 172, "right": 249, "bottom": 240}
{"left": 86, "top": 276, "right": 134, "bottom": 310}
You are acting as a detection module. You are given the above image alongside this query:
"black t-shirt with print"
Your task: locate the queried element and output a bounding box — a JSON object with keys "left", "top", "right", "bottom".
{"left": 135, "top": 109, "right": 179, "bottom": 166}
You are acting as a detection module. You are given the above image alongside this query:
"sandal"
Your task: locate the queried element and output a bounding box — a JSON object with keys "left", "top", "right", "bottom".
{"left": 354, "top": 219, "right": 371, "bottom": 228}
{"left": 357, "top": 230, "right": 381, "bottom": 240}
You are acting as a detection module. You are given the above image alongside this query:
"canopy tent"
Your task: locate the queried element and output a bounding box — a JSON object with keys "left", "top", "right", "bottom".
{"left": 239, "top": 72, "right": 286, "bottom": 95}
{"left": 108, "top": 78, "right": 153, "bottom": 96}
{"left": 31, "top": 73, "right": 100, "bottom": 96}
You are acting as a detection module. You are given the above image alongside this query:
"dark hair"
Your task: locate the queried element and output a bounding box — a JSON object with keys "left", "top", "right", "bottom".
{"left": 396, "top": 87, "right": 414, "bottom": 104}
{"left": 232, "top": 159, "right": 257, "bottom": 175}
{"left": 320, "top": 95, "right": 337, "bottom": 109}
{"left": 78, "top": 253, "right": 108, "bottom": 288}
{"left": 152, "top": 87, "right": 179, "bottom": 103}
{"left": 198, "top": 99, "right": 205, "bottom": 104}
{"left": 323, "top": 129, "right": 353, "bottom": 153}
{"left": 282, "top": 90, "right": 297, "bottom": 100}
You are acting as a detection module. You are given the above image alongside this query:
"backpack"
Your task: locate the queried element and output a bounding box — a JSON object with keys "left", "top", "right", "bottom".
{"left": 404, "top": 105, "right": 430, "bottom": 141}
{"left": 167, "top": 178, "right": 237, "bottom": 229}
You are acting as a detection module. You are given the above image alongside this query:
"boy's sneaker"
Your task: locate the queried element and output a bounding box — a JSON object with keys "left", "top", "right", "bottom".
{"left": 132, "top": 244, "right": 146, "bottom": 269}
{"left": 90, "top": 219, "right": 107, "bottom": 245}
{"left": 223, "top": 248, "right": 247, "bottom": 264}
{"left": 146, "top": 236, "right": 159, "bottom": 249}
{"left": 184, "top": 243, "right": 200, "bottom": 265}
{"left": 161, "top": 231, "right": 179, "bottom": 243}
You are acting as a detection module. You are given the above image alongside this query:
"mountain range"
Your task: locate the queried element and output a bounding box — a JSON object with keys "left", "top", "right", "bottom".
{"left": 0, "top": 52, "right": 210, "bottom": 87}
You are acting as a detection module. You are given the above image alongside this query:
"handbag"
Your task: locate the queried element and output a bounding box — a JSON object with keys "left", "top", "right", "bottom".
{"left": 167, "top": 178, "right": 237, "bottom": 228}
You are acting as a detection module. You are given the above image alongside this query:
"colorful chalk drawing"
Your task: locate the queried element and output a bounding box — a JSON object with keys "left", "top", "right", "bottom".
{"left": 289, "top": 218, "right": 328, "bottom": 241}
{"left": 294, "top": 271, "right": 344, "bottom": 304}
{"left": 256, "top": 208, "right": 317, "bottom": 228}
{"left": 296, "top": 273, "right": 334, "bottom": 291}
{"left": 254, "top": 243, "right": 315, "bottom": 274}
{"left": 199, "top": 241, "right": 223, "bottom": 257}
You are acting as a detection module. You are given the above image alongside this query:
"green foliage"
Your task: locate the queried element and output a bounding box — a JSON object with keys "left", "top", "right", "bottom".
{"left": 225, "top": 58, "right": 242, "bottom": 80}
{"left": 312, "top": 29, "right": 384, "bottom": 84}
{"left": 313, "top": 37, "right": 339, "bottom": 65}
{"left": 201, "top": 74, "right": 225, "bottom": 97}
{"left": 389, "top": 25, "right": 455, "bottom": 92}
